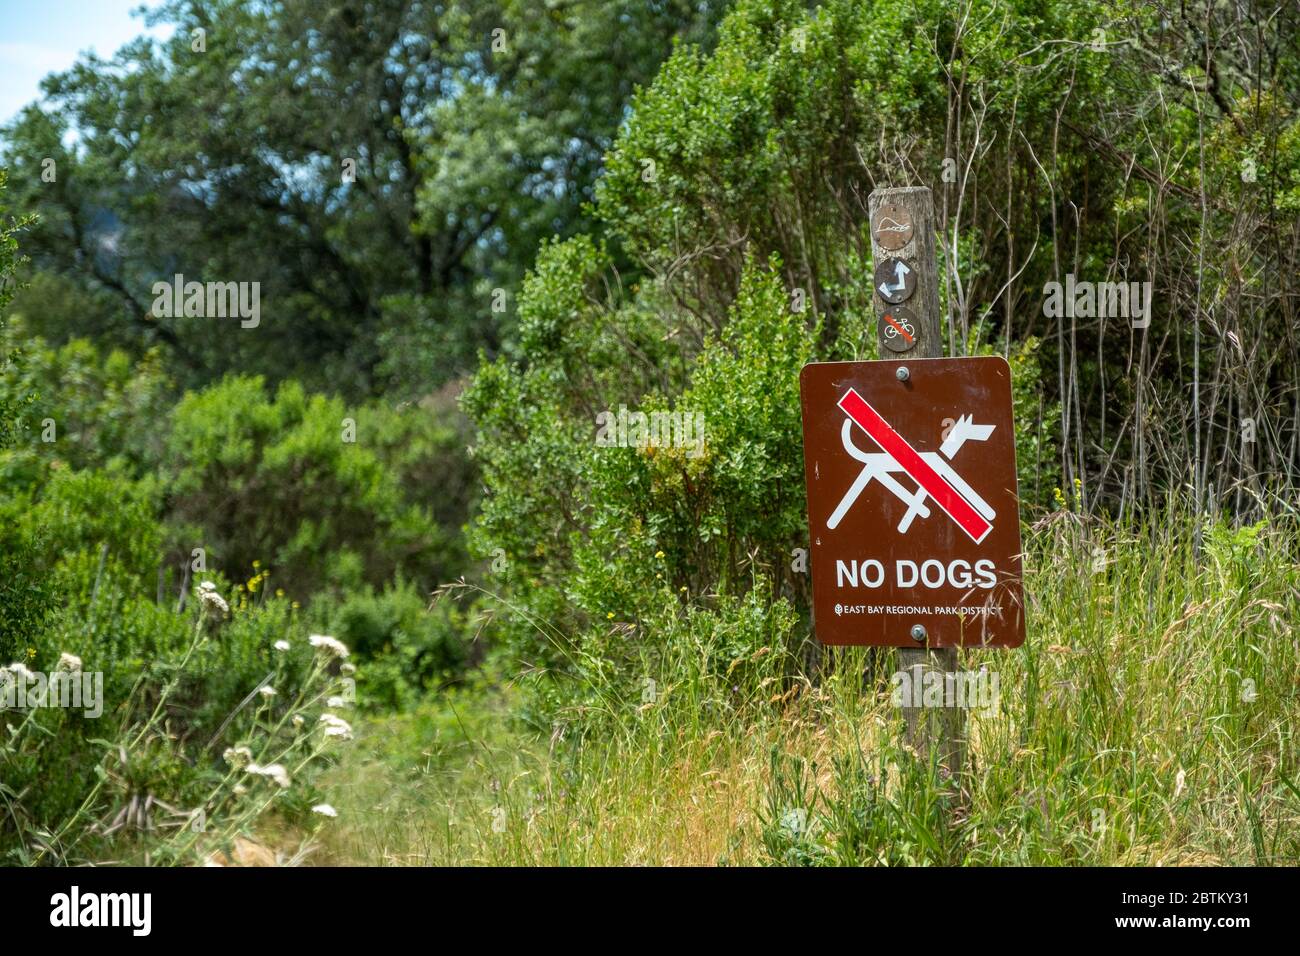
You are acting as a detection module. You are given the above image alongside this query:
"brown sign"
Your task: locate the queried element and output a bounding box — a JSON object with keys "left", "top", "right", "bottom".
{"left": 799, "top": 356, "right": 1025, "bottom": 647}
{"left": 873, "top": 202, "right": 914, "bottom": 251}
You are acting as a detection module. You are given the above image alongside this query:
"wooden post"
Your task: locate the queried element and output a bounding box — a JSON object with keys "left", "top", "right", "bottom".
{"left": 867, "top": 186, "right": 966, "bottom": 779}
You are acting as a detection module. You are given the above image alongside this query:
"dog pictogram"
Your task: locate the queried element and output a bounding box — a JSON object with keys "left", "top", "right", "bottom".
{"left": 827, "top": 387, "right": 996, "bottom": 543}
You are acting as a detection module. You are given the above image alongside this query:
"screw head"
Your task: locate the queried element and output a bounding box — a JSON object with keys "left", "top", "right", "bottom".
{"left": 896, "top": 366, "right": 910, "bottom": 382}
{"left": 910, "top": 624, "right": 927, "bottom": 642}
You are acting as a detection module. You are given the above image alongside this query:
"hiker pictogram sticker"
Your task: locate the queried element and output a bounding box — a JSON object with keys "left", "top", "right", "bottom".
{"left": 799, "top": 356, "right": 1026, "bottom": 647}
{"left": 872, "top": 202, "right": 914, "bottom": 251}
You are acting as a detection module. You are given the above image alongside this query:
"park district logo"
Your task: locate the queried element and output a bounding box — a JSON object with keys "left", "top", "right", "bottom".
{"left": 799, "top": 357, "right": 1026, "bottom": 647}
{"left": 49, "top": 886, "right": 152, "bottom": 936}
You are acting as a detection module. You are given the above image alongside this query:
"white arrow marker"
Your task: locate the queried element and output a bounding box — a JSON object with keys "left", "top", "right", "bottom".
{"left": 878, "top": 260, "right": 911, "bottom": 298}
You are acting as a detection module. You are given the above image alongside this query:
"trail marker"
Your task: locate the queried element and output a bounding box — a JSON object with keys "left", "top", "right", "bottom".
{"left": 874, "top": 257, "right": 916, "bottom": 304}
{"left": 879, "top": 305, "right": 919, "bottom": 353}
{"left": 873, "top": 202, "right": 914, "bottom": 250}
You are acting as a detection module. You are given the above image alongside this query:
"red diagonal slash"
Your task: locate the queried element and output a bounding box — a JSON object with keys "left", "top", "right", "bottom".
{"left": 837, "top": 387, "right": 992, "bottom": 543}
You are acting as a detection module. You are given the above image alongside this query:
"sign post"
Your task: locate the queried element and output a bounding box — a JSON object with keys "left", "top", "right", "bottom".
{"left": 798, "top": 186, "right": 1026, "bottom": 778}
{"left": 875, "top": 187, "right": 960, "bottom": 776}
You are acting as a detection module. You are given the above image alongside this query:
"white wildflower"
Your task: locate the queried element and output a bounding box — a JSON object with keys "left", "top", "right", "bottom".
{"left": 258, "top": 685, "right": 277, "bottom": 699}
{"left": 273, "top": 639, "right": 291, "bottom": 653}
{"left": 340, "top": 662, "right": 356, "bottom": 676}
{"left": 196, "top": 580, "right": 229, "bottom": 616}
{"left": 292, "top": 715, "right": 305, "bottom": 729}
{"left": 247, "top": 762, "right": 292, "bottom": 788}
{"left": 1174, "top": 767, "right": 1187, "bottom": 800}
{"left": 3, "top": 663, "right": 34, "bottom": 681}
{"left": 308, "top": 634, "right": 349, "bottom": 659}
{"left": 312, "top": 804, "right": 338, "bottom": 818}
{"left": 223, "top": 745, "right": 253, "bottom": 769}
{"left": 319, "top": 713, "right": 353, "bottom": 740}
{"left": 233, "top": 784, "right": 247, "bottom": 796}
{"left": 327, "top": 695, "right": 349, "bottom": 708}
{"left": 57, "top": 652, "right": 83, "bottom": 673}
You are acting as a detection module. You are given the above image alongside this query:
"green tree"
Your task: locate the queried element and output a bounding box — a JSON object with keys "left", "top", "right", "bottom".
{"left": 0, "top": 0, "right": 724, "bottom": 395}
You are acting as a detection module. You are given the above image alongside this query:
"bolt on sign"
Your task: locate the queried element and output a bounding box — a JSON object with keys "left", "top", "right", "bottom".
{"left": 799, "top": 356, "right": 1026, "bottom": 647}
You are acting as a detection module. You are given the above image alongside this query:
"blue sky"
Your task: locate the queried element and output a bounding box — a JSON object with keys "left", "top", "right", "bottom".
{"left": 0, "top": 0, "right": 172, "bottom": 124}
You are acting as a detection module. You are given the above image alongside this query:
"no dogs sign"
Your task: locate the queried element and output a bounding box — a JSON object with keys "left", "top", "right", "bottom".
{"left": 799, "top": 356, "right": 1026, "bottom": 647}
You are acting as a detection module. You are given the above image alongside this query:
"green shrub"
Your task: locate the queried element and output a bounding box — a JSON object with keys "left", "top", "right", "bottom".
{"left": 0, "top": 465, "right": 165, "bottom": 664}
{"left": 19, "top": 467, "right": 162, "bottom": 579}
{"left": 0, "top": 170, "right": 54, "bottom": 652}
{"left": 0, "top": 329, "right": 172, "bottom": 490}
{"left": 0, "top": 332, "right": 476, "bottom": 609}
{"left": 465, "top": 255, "right": 818, "bottom": 715}
{"left": 0, "top": 521, "right": 52, "bottom": 657}
{"left": 1, "top": 572, "right": 354, "bottom": 865}
{"left": 165, "top": 374, "right": 469, "bottom": 598}
{"left": 314, "top": 580, "right": 473, "bottom": 711}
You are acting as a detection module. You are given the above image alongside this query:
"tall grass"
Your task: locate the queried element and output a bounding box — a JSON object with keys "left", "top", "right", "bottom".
{"left": 313, "top": 510, "right": 1300, "bottom": 865}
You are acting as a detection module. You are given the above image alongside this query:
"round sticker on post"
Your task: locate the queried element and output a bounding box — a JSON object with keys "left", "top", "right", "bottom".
{"left": 873, "top": 202, "right": 914, "bottom": 251}
{"left": 879, "top": 305, "right": 919, "bottom": 352}
{"left": 874, "top": 257, "right": 916, "bottom": 304}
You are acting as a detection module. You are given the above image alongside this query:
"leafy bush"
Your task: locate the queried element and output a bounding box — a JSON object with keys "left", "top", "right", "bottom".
{"left": 164, "top": 374, "right": 471, "bottom": 598}
{"left": 313, "top": 580, "right": 474, "bottom": 712}
{"left": 1, "top": 572, "right": 355, "bottom": 865}
{"left": 0, "top": 171, "right": 54, "bottom": 651}
{"left": 0, "top": 325, "right": 476, "bottom": 605}
{"left": 0, "top": 465, "right": 162, "bottom": 662}
{"left": 0, "top": 519, "right": 52, "bottom": 657}
{"left": 465, "top": 253, "right": 821, "bottom": 718}
{"left": 0, "top": 321, "right": 172, "bottom": 481}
